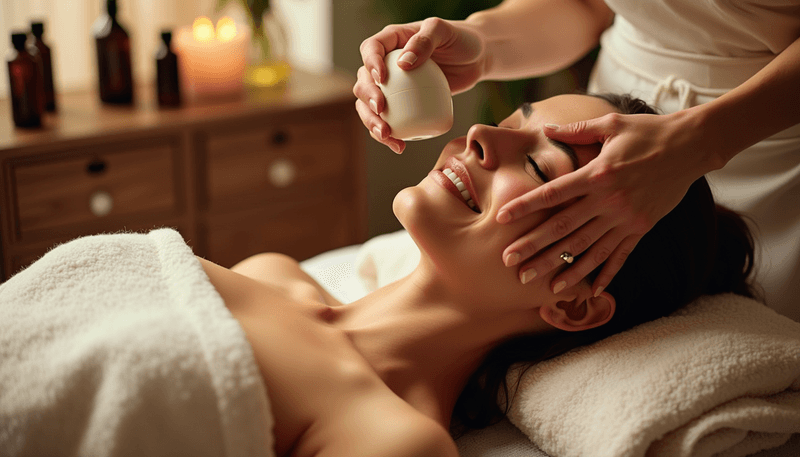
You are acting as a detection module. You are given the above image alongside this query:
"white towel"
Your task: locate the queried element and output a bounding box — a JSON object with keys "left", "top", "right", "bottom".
{"left": 506, "top": 294, "right": 800, "bottom": 457}
{"left": 0, "top": 229, "right": 274, "bottom": 457}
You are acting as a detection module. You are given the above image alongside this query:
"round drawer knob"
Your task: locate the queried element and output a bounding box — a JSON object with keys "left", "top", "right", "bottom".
{"left": 268, "top": 158, "right": 296, "bottom": 188}
{"left": 89, "top": 190, "right": 113, "bottom": 217}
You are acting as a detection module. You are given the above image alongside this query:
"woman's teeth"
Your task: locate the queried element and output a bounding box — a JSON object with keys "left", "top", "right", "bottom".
{"left": 443, "top": 168, "right": 478, "bottom": 212}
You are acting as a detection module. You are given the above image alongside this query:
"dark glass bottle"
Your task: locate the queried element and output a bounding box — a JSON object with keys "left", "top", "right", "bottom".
{"left": 92, "top": 0, "right": 134, "bottom": 104}
{"left": 155, "top": 31, "right": 181, "bottom": 107}
{"left": 30, "top": 22, "right": 56, "bottom": 111}
{"left": 6, "top": 33, "right": 43, "bottom": 128}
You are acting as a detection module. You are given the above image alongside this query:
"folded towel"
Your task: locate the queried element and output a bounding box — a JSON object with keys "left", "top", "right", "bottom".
{"left": 0, "top": 229, "right": 274, "bottom": 457}
{"left": 506, "top": 293, "right": 800, "bottom": 457}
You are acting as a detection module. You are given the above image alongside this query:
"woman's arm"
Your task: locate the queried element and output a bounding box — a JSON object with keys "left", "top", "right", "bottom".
{"left": 466, "top": 0, "right": 613, "bottom": 81}
{"left": 498, "top": 34, "right": 800, "bottom": 296}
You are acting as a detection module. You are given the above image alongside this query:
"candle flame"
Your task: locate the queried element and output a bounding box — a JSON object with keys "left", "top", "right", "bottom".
{"left": 192, "top": 17, "right": 215, "bottom": 42}
{"left": 216, "top": 17, "right": 237, "bottom": 42}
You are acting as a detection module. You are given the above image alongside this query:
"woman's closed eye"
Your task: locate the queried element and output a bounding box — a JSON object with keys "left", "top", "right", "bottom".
{"left": 526, "top": 154, "right": 549, "bottom": 183}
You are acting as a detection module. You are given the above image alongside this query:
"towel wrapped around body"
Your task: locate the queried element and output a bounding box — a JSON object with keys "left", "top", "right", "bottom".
{"left": 0, "top": 229, "right": 274, "bottom": 457}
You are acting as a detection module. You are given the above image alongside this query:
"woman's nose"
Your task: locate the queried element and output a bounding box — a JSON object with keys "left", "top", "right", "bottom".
{"left": 465, "top": 123, "right": 526, "bottom": 170}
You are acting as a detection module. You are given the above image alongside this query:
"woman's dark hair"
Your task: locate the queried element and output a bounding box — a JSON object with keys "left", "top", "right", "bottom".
{"left": 451, "top": 93, "right": 759, "bottom": 434}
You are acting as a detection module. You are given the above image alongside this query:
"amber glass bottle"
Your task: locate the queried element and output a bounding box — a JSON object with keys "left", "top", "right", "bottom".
{"left": 92, "top": 0, "right": 133, "bottom": 104}
{"left": 155, "top": 31, "right": 181, "bottom": 107}
{"left": 6, "top": 33, "right": 43, "bottom": 128}
{"left": 30, "top": 22, "right": 56, "bottom": 111}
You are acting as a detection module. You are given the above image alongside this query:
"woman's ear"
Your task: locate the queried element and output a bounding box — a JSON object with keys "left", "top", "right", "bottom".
{"left": 539, "top": 290, "right": 616, "bottom": 332}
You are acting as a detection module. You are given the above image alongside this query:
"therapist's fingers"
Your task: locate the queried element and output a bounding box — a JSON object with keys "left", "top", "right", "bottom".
{"left": 497, "top": 167, "right": 594, "bottom": 224}
{"left": 543, "top": 113, "right": 621, "bottom": 145}
{"left": 356, "top": 97, "right": 405, "bottom": 153}
{"left": 502, "top": 187, "right": 600, "bottom": 266}
{"left": 543, "top": 227, "right": 627, "bottom": 294}
{"left": 360, "top": 22, "right": 421, "bottom": 84}
{"left": 354, "top": 65, "right": 385, "bottom": 115}
{"left": 589, "top": 235, "right": 641, "bottom": 297}
{"left": 515, "top": 216, "right": 613, "bottom": 286}
{"left": 395, "top": 17, "right": 454, "bottom": 70}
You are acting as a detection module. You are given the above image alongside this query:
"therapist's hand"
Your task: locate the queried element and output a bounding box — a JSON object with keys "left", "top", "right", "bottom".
{"left": 497, "top": 111, "right": 713, "bottom": 296}
{"left": 354, "top": 17, "right": 485, "bottom": 153}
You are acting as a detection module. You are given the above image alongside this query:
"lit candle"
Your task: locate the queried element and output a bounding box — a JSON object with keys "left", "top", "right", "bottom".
{"left": 173, "top": 16, "right": 249, "bottom": 100}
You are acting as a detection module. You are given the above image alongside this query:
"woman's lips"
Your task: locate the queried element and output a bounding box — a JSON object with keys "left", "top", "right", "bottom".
{"left": 429, "top": 158, "right": 481, "bottom": 213}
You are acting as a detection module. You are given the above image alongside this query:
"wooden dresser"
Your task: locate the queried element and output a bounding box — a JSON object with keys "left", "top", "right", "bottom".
{"left": 0, "top": 70, "right": 367, "bottom": 280}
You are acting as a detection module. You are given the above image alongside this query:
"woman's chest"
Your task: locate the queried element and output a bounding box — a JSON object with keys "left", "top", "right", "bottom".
{"left": 231, "top": 295, "right": 393, "bottom": 456}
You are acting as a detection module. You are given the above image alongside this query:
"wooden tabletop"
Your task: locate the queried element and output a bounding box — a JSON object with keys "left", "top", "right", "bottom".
{"left": 0, "top": 69, "right": 357, "bottom": 151}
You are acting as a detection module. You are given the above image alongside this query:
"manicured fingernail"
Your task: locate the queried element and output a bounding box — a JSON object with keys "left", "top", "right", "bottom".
{"left": 370, "top": 99, "right": 379, "bottom": 114}
{"left": 372, "top": 69, "right": 381, "bottom": 85}
{"left": 521, "top": 269, "right": 537, "bottom": 284}
{"left": 497, "top": 210, "right": 512, "bottom": 224}
{"left": 594, "top": 286, "right": 604, "bottom": 298}
{"left": 504, "top": 252, "right": 520, "bottom": 267}
{"left": 398, "top": 52, "right": 417, "bottom": 65}
{"left": 553, "top": 281, "right": 566, "bottom": 294}
{"left": 390, "top": 143, "right": 401, "bottom": 154}
{"left": 544, "top": 123, "right": 560, "bottom": 130}
{"left": 372, "top": 126, "right": 383, "bottom": 139}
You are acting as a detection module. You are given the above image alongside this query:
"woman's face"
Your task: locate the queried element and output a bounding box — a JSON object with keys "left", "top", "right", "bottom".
{"left": 394, "top": 94, "right": 617, "bottom": 309}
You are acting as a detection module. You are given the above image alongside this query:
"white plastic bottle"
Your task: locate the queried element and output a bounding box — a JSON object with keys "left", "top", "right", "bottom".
{"left": 378, "top": 49, "right": 454, "bottom": 141}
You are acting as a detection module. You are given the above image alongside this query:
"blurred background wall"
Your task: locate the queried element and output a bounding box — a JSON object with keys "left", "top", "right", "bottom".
{"left": 1, "top": 0, "right": 594, "bottom": 239}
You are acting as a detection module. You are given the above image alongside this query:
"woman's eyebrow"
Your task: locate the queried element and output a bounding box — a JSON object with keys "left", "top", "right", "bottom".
{"left": 547, "top": 138, "right": 579, "bottom": 171}
{"left": 516, "top": 101, "right": 577, "bottom": 170}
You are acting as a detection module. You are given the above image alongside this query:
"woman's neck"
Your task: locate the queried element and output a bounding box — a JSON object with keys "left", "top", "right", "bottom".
{"left": 334, "top": 260, "right": 548, "bottom": 426}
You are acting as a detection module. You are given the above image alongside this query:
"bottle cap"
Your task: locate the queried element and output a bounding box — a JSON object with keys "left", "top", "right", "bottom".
{"left": 31, "top": 22, "right": 44, "bottom": 37}
{"left": 106, "top": 0, "right": 118, "bottom": 17}
{"left": 11, "top": 33, "right": 27, "bottom": 50}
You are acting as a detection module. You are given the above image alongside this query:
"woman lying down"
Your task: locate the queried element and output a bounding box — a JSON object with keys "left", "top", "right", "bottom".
{"left": 0, "top": 93, "right": 757, "bottom": 457}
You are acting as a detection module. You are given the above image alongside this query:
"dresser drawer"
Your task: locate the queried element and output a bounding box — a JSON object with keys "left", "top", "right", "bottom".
{"left": 203, "top": 199, "right": 355, "bottom": 267}
{"left": 11, "top": 142, "right": 178, "bottom": 240}
{"left": 204, "top": 117, "right": 350, "bottom": 210}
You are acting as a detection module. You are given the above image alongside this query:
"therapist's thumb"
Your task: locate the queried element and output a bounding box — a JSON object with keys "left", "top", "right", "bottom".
{"left": 544, "top": 114, "right": 618, "bottom": 145}
{"left": 396, "top": 17, "right": 450, "bottom": 70}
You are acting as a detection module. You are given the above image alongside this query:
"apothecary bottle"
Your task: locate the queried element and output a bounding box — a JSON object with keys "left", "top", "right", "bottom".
{"left": 92, "top": 0, "right": 134, "bottom": 104}
{"left": 30, "top": 21, "right": 56, "bottom": 111}
{"left": 6, "top": 33, "right": 44, "bottom": 127}
{"left": 155, "top": 31, "right": 181, "bottom": 107}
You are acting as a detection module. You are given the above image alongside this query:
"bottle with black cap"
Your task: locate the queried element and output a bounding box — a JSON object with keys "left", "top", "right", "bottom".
{"left": 155, "top": 30, "right": 181, "bottom": 107}
{"left": 92, "top": 0, "right": 134, "bottom": 104}
{"left": 6, "top": 32, "right": 44, "bottom": 128}
{"left": 30, "top": 21, "right": 56, "bottom": 111}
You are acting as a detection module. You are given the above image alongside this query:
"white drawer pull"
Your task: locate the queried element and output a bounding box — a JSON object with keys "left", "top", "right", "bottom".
{"left": 89, "top": 190, "right": 113, "bottom": 216}
{"left": 268, "top": 158, "right": 296, "bottom": 188}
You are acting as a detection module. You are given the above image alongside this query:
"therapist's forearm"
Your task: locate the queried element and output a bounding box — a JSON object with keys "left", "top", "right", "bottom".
{"left": 464, "top": 0, "right": 612, "bottom": 81}
{"left": 685, "top": 35, "right": 800, "bottom": 172}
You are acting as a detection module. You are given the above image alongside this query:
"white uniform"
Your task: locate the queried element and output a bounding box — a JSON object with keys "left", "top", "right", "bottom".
{"left": 588, "top": 1, "right": 800, "bottom": 321}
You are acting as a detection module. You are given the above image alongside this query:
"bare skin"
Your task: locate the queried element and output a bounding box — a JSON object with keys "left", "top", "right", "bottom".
{"left": 198, "top": 94, "right": 620, "bottom": 457}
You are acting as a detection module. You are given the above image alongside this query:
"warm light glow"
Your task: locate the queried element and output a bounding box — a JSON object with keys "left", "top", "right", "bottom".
{"left": 216, "top": 17, "right": 237, "bottom": 42}
{"left": 192, "top": 17, "right": 215, "bottom": 42}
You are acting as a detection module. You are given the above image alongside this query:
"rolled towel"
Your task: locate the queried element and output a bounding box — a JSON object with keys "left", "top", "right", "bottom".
{"left": 506, "top": 293, "right": 800, "bottom": 457}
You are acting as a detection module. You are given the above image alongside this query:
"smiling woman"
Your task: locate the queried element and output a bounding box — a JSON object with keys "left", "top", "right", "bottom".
{"left": 0, "top": 92, "right": 759, "bottom": 456}
{"left": 205, "top": 92, "right": 758, "bottom": 450}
